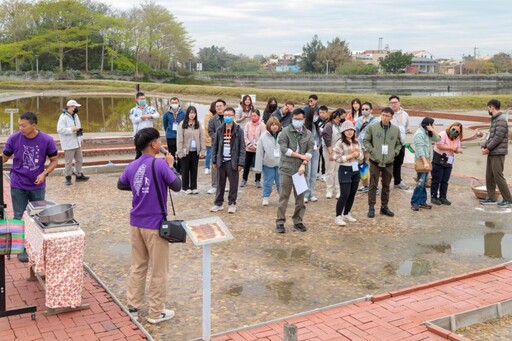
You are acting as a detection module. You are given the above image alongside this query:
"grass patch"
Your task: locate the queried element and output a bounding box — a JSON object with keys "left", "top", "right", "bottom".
{"left": 0, "top": 79, "right": 510, "bottom": 111}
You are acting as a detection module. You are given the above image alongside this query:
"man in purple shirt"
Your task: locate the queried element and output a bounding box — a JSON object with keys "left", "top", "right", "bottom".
{"left": 2, "top": 111, "right": 59, "bottom": 261}
{"left": 117, "top": 127, "right": 181, "bottom": 324}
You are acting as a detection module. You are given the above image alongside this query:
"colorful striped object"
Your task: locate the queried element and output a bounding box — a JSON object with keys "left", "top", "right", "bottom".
{"left": 0, "top": 219, "right": 25, "bottom": 255}
{"left": 359, "top": 161, "right": 369, "bottom": 181}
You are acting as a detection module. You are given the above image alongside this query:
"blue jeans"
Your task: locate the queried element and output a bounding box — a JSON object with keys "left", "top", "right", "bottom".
{"left": 205, "top": 146, "right": 212, "bottom": 170}
{"left": 305, "top": 148, "right": 320, "bottom": 199}
{"left": 410, "top": 172, "right": 428, "bottom": 206}
{"left": 262, "top": 166, "right": 280, "bottom": 198}
{"left": 11, "top": 187, "right": 45, "bottom": 219}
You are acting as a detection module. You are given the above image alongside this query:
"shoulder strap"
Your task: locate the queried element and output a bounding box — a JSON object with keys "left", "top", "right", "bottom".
{"left": 152, "top": 159, "right": 167, "bottom": 221}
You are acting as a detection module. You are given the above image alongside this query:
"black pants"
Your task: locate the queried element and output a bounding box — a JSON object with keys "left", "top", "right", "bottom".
{"left": 242, "top": 151, "right": 261, "bottom": 182}
{"left": 167, "top": 138, "right": 181, "bottom": 172}
{"left": 215, "top": 161, "right": 239, "bottom": 206}
{"left": 393, "top": 146, "right": 405, "bottom": 185}
{"left": 336, "top": 166, "right": 360, "bottom": 216}
{"left": 181, "top": 151, "right": 199, "bottom": 190}
{"left": 318, "top": 145, "right": 326, "bottom": 175}
{"left": 368, "top": 162, "right": 393, "bottom": 208}
{"left": 431, "top": 163, "right": 452, "bottom": 199}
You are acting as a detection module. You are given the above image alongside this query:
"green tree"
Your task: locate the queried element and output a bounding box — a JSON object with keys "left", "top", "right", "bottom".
{"left": 379, "top": 51, "right": 413, "bottom": 73}
{"left": 197, "top": 45, "right": 232, "bottom": 71}
{"left": 337, "top": 61, "right": 379, "bottom": 75}
{"left": 492, "top": 53, "right": 512, "bottom": 73}
{"left": 317, "top": 37, "right": 352, "bottom": 74}
{"left": 299, "top": 35, "right": 325, "bottom": 73}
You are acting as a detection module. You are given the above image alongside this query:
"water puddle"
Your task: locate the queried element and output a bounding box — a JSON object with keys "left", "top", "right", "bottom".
{"left": 224, "top": 280, "right": 297, "bottom": 304}
{"left": 109, "top": 243, "right": 131, "bottom": 256}
{"left": 396, "top": 259, "right": 432, "bottom": 277}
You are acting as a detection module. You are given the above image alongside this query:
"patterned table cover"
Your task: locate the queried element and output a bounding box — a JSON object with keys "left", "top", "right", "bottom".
{"left": 23, "top": 212, "right": 85, "bottom": 309}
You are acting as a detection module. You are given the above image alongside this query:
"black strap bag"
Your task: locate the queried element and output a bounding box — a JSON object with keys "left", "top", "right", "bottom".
{"left": 152, "top": 159, "right": 186, "bottom": 243}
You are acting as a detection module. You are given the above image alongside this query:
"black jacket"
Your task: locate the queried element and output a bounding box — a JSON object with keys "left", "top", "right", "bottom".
{"left": 212, "top": 123, "right": 246, "bottom": 170}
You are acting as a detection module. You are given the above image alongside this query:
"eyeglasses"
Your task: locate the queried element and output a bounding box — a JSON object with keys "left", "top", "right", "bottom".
{"left": 309, "top": 100, "right": 315, "bottom": 103}
{"left": 381, "top": 114, "right": 393, "bottom": 118}
{"left": 389, "top": 101, "right": 399, "bottom": 104}
{"left": 362, "top": 108, "right": 371, "bottom": 111}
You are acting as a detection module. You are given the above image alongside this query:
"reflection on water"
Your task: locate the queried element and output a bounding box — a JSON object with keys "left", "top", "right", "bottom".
{"left": 0, "top": 96, "right": 210, "bottom": 134}
{"left": 397, "top": 259, "right": 432, "bottom": 277}
{"left": 224, "top": 280, "right": 297, "bottom": 304}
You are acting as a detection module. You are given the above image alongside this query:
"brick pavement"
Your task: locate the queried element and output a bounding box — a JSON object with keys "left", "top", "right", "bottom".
{"left": 213, "top": 264, "right": 512, "bottom": 341}
{"left": 1, "top": 178, "right": 148, "bottom": 341}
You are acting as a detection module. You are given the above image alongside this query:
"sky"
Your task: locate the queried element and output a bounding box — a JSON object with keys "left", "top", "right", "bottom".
{"left": 100, "top": 0, "right": 512, "bottom": 60}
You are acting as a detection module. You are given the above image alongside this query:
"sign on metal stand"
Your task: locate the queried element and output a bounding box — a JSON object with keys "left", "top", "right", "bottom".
{"left": 4, "top": 109, "right": 19, "bottom": 135}
{"left": 183, "top": 216, "right": 233, "bottom": 341}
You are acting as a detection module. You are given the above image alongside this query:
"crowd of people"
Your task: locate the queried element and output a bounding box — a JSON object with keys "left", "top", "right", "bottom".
{"left": 1, "top": 93, "right": 510, "bottom": 325}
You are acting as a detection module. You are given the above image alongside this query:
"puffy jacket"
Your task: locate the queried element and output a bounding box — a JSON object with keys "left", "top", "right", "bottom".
{"left": 57, "top": 109, "right": 81, "bottom": 150}
{"left": 363, "top": 122, "right": 402, "bottom": 167}
{"left": 483, "top": 112, "right": 509, "bottom": 155}
{"left": 212, "top": 123, "right": 246, "bottom": 170}
{"left": 278, "top": 125, "right": 314, "bottom": 176}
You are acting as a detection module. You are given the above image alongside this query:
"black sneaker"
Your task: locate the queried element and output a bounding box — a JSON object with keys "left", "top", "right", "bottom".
{"left": 419, "top": 203, "right": 432, "bottom": 209}
{"left": 411, "top": 205, "right": 420, "bottom": 211}
{"left": 65, "top": 176, "right": 72, "bottom": 186}
{"left": 431, "top": 198, "right": 442, "bottom": 205}
{"left": 380, "top": 207, "right": 395, "bottom": 217}
{"left": 75, "top": 173, "right": 90, "bottom": 182}
{"left": 440, "top": 198, "right": 451, "bottom": 205}
{"left": 293, "top": 223, "right": 307, "bottom": 232}
{"left": 276, "top": 224, "right": 285, "bottom": 233}
{"left": 128, "top": 308, "right": 139, "bottom": 318}
{"left": 368, "top": 207, "right": 375, "bottom": 218}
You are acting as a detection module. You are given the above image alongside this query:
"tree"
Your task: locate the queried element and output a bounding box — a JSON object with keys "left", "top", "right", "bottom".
{"left": 316, "top": 37, "right": 352, "bottom": 74}
{"left": 299, "top": 35, "right": 325, "bottom": 73}
{"left": 379, "top": 51, "right": 413, "bottom": 73}
{"left": 197, "top": 45, "right": 232, "bottom": 71}
{"left": 492, "top": 53, "right": 512, "bottom": 73}
{"left": 464, "top": 59, "right": 496, "bottom": 74}
{"left": 337, "top": 61, "right": 379, "bottom": 75}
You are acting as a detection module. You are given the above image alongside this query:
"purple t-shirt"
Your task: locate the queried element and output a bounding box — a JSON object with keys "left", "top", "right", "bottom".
{"left": 3, "top": 131, "right": 58, "bottom": 190}
{"left": 119, "top": 155, "right": 178, "bottom": 229}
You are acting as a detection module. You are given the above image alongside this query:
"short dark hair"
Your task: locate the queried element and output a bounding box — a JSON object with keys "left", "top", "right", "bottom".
{"left": 224, "top": 107, "right": 236, "bottom": 115}
{"left": 215, "top": 99, "right": 226, "bottom": 106}
{"left": 308, "top": 94, "right": 318, "bottom": 101}
{"left": 134, "top": 127, "right": 160, "bottom": 151}
{"left": 487, "top": 99, "right": 501, "bottom": 110}
{"left": 319, "top": 105, "right": 329, "bottom": 111}
{"left": 292, "top": 108, "right": 305, "bottom": 117}
{"left": 362, "top": 102, "right": 373, "bottom": 109}
{"left": 388, "top": 95, "right": 400, "bottom": 102}
{"left": 285, "top": 100, "right": 295, "bottom": 106}
{"left": 381, "top": 107, "right": 394, "bottom": 115}
{"left": 170, "top": 97, "right": 179, "bottom": 102}
{"left": 136, "top": 92, "right": 145, "bottom": 99}
{"left": 20, "top": 112, "right": 38, "bottom": 125}
{"left": 253, "top": 109, "right": 261, "bottom": 116}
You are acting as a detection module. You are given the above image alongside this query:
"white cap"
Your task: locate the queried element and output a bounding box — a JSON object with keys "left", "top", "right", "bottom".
{"left": 66, "top": 100, "right": 81, "bottom": 107}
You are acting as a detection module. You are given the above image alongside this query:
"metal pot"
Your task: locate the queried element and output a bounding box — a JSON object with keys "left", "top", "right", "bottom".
{"left": 37, "top": 203, "right": 76, "bottom": 224}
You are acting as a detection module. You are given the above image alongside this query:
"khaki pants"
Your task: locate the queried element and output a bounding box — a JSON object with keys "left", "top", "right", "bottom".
{"left": 63, "top": 148, "right": 83, "bottom": 176}
{"left": 322, "top": 147, "right": 340, "bottom": 197}
{"left": 486, "top": 155, "right": 512, "bottom": 201}
{"left": 127, "top": 226, "right": 169, "bottom": 319}
{"left": 276, "top": 173, "right": 306, "bottom": 225}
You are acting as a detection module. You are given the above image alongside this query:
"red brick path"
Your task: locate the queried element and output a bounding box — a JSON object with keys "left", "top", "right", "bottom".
{"left": 214, "top": 264, "right": 512, "bottom": 341}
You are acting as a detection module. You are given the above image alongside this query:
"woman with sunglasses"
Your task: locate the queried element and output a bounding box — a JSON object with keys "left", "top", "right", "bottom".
{"left": 430, "top": 122, "right": 463, "bottom": 205}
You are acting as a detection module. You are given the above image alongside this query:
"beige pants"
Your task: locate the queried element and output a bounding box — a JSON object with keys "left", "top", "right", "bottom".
{"left": 63, "top": 148, "right": 83, "bottom": 176}
{"left": 323, "top": 147, "right": 340, "bottom": 197}
{"left": 127, "top": 226, "right": 169, "bottom": 319}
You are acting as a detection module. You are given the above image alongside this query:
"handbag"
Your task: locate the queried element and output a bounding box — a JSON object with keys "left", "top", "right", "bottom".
{"left": 414, "top": 158, "right": 432, "bottom": 172}
{"left": 152, "top": 159, "right": 186, "bottom": 243}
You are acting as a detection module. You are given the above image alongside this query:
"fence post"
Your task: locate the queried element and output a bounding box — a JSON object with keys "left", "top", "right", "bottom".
{"left": 283, "top": 323, "right": 297, "bottom": 341}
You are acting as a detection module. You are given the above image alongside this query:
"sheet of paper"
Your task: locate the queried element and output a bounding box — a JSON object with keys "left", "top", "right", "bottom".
{"left": 292, "top": 172, "right": 308, "bottom": 195}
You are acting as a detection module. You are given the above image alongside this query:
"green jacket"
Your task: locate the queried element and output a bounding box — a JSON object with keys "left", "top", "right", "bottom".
{"left": 413, "top": 127, "right": 441, "bottom": 160}
{"left": 363, "top": 121, "right": 402, "bottom": 167}
{"left": 278, "top": 125, "right": 314, "bottom": 176}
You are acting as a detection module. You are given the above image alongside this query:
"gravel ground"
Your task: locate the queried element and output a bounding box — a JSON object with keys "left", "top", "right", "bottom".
{"left": 457, "top": 314, "right": 512, "bottom": 340}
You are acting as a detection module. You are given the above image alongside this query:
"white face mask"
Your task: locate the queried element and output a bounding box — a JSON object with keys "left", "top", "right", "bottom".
{"left": 171, "top": 104, "right": 179, "bottom": 110}
{"left": 362, "top": 110, "right": 370, "bottom": 117}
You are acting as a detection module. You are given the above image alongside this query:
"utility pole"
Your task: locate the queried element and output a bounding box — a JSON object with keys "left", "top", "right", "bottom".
{"left": 460, "top": 54, "right": 464, "bottom": 75}
{"left": 474, "top": 46, "right": 477, "bottom": 59}
{"left": 325, "top": 60, "right": 330, "bottom": 75}
{"left": 378, "top": 37, "right": 383, "bottom": 52}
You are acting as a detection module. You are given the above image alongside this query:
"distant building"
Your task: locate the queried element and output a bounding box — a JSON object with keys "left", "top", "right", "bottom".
{"left": 438, "top": 59, "right": 462, "bottom": 75}
{"left": 406, "top": 50, "right": 438, "bottom": 74}
{"left": 353, "top": 49, "right": 390, "bottom": 66}
{"left": 263, "top": 53, "right": 301, "bottom": 72}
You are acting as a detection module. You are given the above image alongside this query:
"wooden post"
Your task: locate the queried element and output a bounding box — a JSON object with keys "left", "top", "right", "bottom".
{"left": 283, "top": 323, "right": 297, "bottom": 341}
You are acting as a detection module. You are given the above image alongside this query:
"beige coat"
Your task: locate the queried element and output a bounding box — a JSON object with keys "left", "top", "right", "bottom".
{"left": 204, "top": 111, "right": 213, "bottom": 146}
{"left": 177, "top": 123, "right": 205, "bottom": 158}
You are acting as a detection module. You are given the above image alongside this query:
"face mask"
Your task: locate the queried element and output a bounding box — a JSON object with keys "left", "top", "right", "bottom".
{"left": 251, "top": 117, "right": 259, "bottom": 123}
{"left": 292, "top": 119, "right": 303, "bottom": 129}
{"left": 139, "top": 99, "right": 146, "bottom": 106}
{"left": 269, "top": 104, "right": 277, "bottom": 111}
{"left": 449, "top": 129, "right": 459, "bottom": 137}
{"left": 224, "top": 116, "right": 233, "bottom": 124}
{"left": 362, "top": 110, "right": 370, "bottom": 117}
{"left": 313, "top": 116, "right": 319, "bottom": 123}
{"left": 73, "top": 108, "right": 79, "bottom": 114}
{"left": 171, "top": 104, "right": 179, "bottom": 110}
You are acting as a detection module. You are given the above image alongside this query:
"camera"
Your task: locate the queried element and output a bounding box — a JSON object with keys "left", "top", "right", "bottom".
{"left": 76, "top": 128, "right": 83, "bottom": 137}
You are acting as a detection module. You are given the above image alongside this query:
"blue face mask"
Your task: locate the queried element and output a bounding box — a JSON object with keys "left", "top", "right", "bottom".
{"left": 139, "top": 99, "right": 146, "bottom": 106}
{"left": 224, "top": 116, "right": 233, "bottom": 124}
{"left": 292, "top": 119, "right": 304, "bottom": 129}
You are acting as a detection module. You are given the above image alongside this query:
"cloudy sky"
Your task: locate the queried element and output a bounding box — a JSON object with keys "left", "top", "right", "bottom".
{"left": 100, "top": 0, "right": 511, "bottom": 60}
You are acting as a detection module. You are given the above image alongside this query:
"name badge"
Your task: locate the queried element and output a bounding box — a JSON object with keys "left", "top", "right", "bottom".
{"left": 172, "top": 122, "right": 178, "bottom": 131}
{"left": 190, "top": 138, "right": 197, "bottom": 149}
{"left": 351, "top": 162, "right": 359, "bottom": 172}
{"left": 253, "top": 138, "right": 257, "bottom": 146}
{"left": 399, "top": 126, "right": 405, "bottom": 135}
{"left": 382, "top": 145, "right": 389, "bottom": 155}
{"left": 274, "top": 146, "right": 280, "bottom": 157}
{"left": 223, "top": 144, "right": 230, "bottom": 155}
{"left": 447, "top": 156, "right": 454, "bottom": 164}
{"left": 314, "top": 141, "right": 318, "bottom": 150}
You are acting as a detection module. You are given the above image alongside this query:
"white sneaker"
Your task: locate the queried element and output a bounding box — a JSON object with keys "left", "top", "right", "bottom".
{"left": 210, "top": 205, "right": 223, "bottom": 212}
{"left": 262, "top": 197, "right": 269, "bottom": 206}
{"left": 343, "top": 213, "right": 357, "bottom": 222}
{"left": 321, "top": 175, "right": 326, "bottom": 182}
{"left": 394, "top": 182, "right": 409, "bottom": 190}
{"left": 326, "top": 192, "right": 333, "bottom": 199}
{"left": 192, "top": 189, "right": 199, "bottom": 194}
{"left": 335, "top": 216, "right": 346, "bottom": 226}
{"left": 228, "top": 204, "right": 237, "bottom": 213}
{"left": 336, "top": 193, "right": 340, "bottom": 199}
{"left": 183, "top": 189, "right": 192, "bottom": 195}
{"left": 205, "top": 168, "right": 210, "bottom": 175}
{"left": 147, "top": 309, "right": 175, "bottom": 324}
{"left": 207, "top": 187, "right": 216, "bottom": 194}
{"left": 309, "top": 196, "right": 318, "bottom": 202}
{"left": 304, "top": 197, "right": 309, "bottom": 203}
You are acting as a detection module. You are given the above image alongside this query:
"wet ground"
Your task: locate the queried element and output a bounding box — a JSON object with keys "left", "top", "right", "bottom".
{"left": 457, "top": 314, "right": 512, "bottom": 340}
{"left": 40, "top": 163, "right": 512, "bottom": 340}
